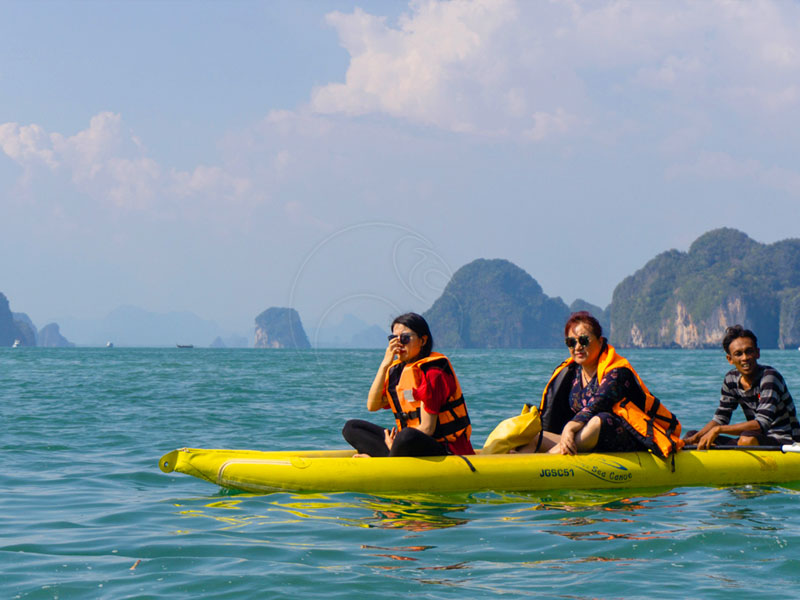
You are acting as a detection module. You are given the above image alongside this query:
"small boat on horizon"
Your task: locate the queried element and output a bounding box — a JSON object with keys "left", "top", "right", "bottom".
{"left": 106, "top": 341, "right": 114, "bottom": 348}
{"left": 176, "top": 344, "right": 194, "bottom": 349}
{"left": 12, "top": 339, "right": 21, "bottom": 348}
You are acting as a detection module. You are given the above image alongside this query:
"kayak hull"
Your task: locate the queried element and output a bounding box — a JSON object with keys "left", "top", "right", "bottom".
{"left": 159, "top": 447, "right": 800, "bottom": 494}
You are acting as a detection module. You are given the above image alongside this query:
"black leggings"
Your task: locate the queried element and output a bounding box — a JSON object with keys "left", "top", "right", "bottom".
{"left": 342, "top": 419, "right": 449, "bottom": 457}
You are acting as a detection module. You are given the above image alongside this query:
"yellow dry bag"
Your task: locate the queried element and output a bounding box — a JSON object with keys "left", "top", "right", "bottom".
{"left": 481, "top": 403, "right": 542, "bottom": 454}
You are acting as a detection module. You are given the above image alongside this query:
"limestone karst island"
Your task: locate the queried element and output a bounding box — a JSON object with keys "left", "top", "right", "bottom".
{"left": 4, "top": 228, "right": 800, "bottom": 349}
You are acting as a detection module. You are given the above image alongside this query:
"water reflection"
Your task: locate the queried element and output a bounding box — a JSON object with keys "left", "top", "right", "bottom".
{"left": 361, "top": 497, "right": 468, "bottom": 531}
{"left": 169, "top": 484, "right": 796, "bottom": 546}
{"left": 172, "top": 488, "right": 685, "bottom": 533}
{"left": 541, "top": 525, "right": 685, "bottom": 541}
{"left": 169, "top": 492, "right": 470, "bottom": 533}
{"left": 725, "top": 486, "right": 785, "bottom": 500}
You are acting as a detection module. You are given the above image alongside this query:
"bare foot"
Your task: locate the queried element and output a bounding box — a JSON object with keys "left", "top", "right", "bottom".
{"left": 352, "top": 453, "right": 371, "bottom": 458}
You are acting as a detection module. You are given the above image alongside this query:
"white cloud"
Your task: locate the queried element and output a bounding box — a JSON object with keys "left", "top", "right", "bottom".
{"left": 284, "top": 200, "right": 333, "bottom": 230}
{"left": 635, "top": 55, "right": 703, "bottom": 90}
{"left": 309, "top": 0, "right": 800, "bottom": 139}
{"left": 0, "top": 112, "right": 253, "bottom": 212}
{"left": 668, "top": 151, "right": 800, "bottom": 197}
{"left": 0, "top": 122, "right": 58, "bottom": 168}
{"left": 726, "top": 84, "right": 800, "bottom": 114}
{"left": 311, "top": 0, "right": 569, "bottom": 138}
{"left": 5, "top": 0, "right": 800, "bottom": 228}
{"left": 170, "top": 165, "right": 250, "bottom": 199}
{"left": 524, "top": 108, "right": 576, "bottom": 142}
{"left": 762, "top": 42, "right": 800, "bottom": 68}
{"left": 50, "top": 112, "right": 128, "bottom": 182}
{"left": 105, "top": 156, "right": 161, "bottom": 209}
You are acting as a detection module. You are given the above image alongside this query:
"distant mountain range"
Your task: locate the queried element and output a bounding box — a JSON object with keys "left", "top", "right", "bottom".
{"left": 423, "top": 228, "right": 800, "bottom": 349}
{"left": 252, "top": 309, "right": 387, "bottom": 349}
{"left": 309, "top": 313, "right": 387, "bottom": 348}
{"left": 0, "top": 293, "right": 75, "bottom": 347}
{"left": 0, "top": 294, "right": 388, "bottom": 349}
{"left": 5, "top": 228, "right": 799, "bottom": 349}
{"left": 55, "top": 305, "right": 248, "bottom": 348}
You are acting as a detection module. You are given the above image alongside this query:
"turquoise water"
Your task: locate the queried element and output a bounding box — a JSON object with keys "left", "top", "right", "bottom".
{"left": 3, "top": 347, "right": 800, "bottom": 599}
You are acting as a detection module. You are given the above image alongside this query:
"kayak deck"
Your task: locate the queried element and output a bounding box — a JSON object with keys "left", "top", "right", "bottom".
{"left": 159, "top": 447, "right": 800, "bottom": 494}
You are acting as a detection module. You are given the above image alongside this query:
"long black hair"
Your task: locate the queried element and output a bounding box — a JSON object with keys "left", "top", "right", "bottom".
{"left": 391, "top": 312, "right": 434, "bottom": 360}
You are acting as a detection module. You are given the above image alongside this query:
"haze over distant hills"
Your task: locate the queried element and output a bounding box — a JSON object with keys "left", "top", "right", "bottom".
{"left": 1, "top": 292, "right": 76, "bottom": 347}
{"left": 1, "top": 294, "right": 387, "bottom": 348}
{"left": 310, "top": 313, "right": 387, "bottom": 348}
{"left": 56, "top": 305, "right": 248, "bottom": 348}
{"left": 424, "top": 228, "right": 800, "bottom": 349}
{"left": 6, "top": 228, "right": 800, "bottom": 349}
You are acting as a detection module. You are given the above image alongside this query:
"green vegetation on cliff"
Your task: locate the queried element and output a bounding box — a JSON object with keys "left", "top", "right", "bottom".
{"left": 610, "top": 228, "right": 800, "bottom": 348}
{"left": 424, "top": 259, "right": 570, "bottom": 348}
{"left": 569, "top": 299, "right": 609, "bottom": 335}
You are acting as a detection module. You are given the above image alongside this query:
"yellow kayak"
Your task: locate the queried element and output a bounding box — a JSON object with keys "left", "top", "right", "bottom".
{"left": 159, "top": 446, "right": 800, "bottom": 494}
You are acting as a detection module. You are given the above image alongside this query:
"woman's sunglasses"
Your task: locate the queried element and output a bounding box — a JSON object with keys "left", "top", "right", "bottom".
{"left": 388, "top": 333, "right": 413, "bottom": 345}
{"left": 565, "top": 335, "right": 591, "bottom": 348}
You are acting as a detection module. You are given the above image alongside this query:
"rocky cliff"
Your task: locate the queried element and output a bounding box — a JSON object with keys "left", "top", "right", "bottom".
{"left": 38, "top": 323, "right": 75, "bottom": 348}
{"left": 254, "top": 307, "right": 311, "bottom": 349}
{"left": 569, "top": 299, "right": 609, "bottom": 335}
{"left": 209, "top": 336, "right": 227, "bottom": 348}
{"left": 0, "top": 293, "right": 14, "bottom": 346}
{"left": 610, "top": 228, "right": 800, "bottom": 348}
{"left": 0, "top": 293, "right": 37, "bottom": 346}
{"left": 423, "top": 258, "right": 570, "bottom": 348}
{"left": 13, "top": 312, "right": 38, "bottom": 346}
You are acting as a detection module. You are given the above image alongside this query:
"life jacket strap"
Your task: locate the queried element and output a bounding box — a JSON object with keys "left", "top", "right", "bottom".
{"left": 455, "top": 454, "right": 476, "bottom": 472}
{"left": 396, "top": 408, "right": 420, "bottom": 428}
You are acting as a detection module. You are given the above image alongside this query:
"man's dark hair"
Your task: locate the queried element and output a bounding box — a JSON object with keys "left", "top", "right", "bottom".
{"left": 722, "top": 324, "right": 758, "bottom": 354}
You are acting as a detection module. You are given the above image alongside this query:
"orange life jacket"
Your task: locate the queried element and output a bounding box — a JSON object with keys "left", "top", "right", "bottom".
{"left": 539, "top": 342, "right": 684, "bottom": 458}
{"left": 385, "top": 352, "right": 472, "bottom": 444}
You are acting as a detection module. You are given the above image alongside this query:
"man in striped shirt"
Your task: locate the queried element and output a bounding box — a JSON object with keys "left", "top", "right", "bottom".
{"left": 684, "top": 325, "right": 800, "bottom": 450}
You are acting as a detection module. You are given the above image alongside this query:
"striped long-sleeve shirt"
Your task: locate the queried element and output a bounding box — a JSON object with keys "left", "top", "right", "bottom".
{"left": 714, "top": 365, "right": 800, "bottom": 444}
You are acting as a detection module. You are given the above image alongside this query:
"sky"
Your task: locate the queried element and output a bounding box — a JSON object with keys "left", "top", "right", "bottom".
{"left": 3, "top": 0, "right": 800, "bottom": 338}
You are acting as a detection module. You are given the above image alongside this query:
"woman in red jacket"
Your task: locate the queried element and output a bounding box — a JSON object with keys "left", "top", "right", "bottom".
{"left": 342, "top": 312, "right": 474, "bottom": 457}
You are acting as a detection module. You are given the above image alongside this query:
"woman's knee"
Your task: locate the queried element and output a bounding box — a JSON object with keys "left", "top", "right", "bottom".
{"left": 342, "top": 419, "right": 358, "bottom": 438}
{"left": 342, "top": 419, "right": 374, "bottom": 442}
{"left": 391, "top": 427, "right": 445, "bottom": 457}
{"left": 392, "top": 427, "right": 417, "bottom": 446}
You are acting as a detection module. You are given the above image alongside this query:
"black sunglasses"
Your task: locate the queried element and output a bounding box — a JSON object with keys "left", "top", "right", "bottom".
{"left": 565, "top": 335, "right": 591, "bottom": 348}
{"left": 388, "top": 333, "right": 413, "bottom": 345}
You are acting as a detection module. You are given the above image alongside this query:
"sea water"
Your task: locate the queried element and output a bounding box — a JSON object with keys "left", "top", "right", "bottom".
{"left": 3, "top": 347, "right": 800, "bottom": 599}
